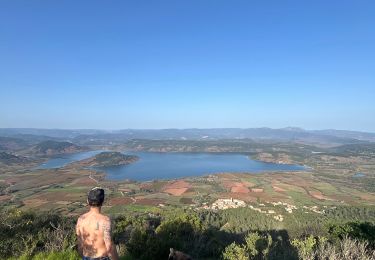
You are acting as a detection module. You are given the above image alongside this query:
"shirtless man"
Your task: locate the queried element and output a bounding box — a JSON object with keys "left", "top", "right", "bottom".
{"left": 76, "top": 187, "right": 119, "bottom": 260}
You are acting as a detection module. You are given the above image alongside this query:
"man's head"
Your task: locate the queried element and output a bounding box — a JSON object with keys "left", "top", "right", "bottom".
{"left": 87, "top": 187, "right": 105, "bottom": 207}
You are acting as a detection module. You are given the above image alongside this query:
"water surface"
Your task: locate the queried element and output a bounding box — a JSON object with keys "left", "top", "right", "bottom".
{"left": 38, "top": 151, "right": 305, "bottom": 181}
{"left": 37, "top": 150, "right": 104, "bottom": 169}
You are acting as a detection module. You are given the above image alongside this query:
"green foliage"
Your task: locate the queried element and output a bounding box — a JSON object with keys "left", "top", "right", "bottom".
{"left": 124, "top": 212, "right": 208, "bottom": 259}
{"left": 127, "top": 228, "right": 149, "bottom": 258}
{"left": 2, "top": 207, "right": 375, "bottom": 260}
{"left": 283, "top": 205, "right": 375, "bottom": 239}
{"left": 0, "top": 209, "right": 77, "bottom": 259}
{"left": 156, "top": 212, "right": 204, "bottom": 235}
{"left": 198, "top": 208, "right": 280, "bottom": 233}
{"left": 31, "top": 250, "right": 80, "bottom": 260}
{"left": 291, "top": 236, "right": 318, "bottom": 260}
{"left": 222, "top": 232, "right": 273, "bottom": 260}
{"left": 7, "top": 250, "right": 80, "bottom": 260}
{"left": 327, "top": 221, "right": 375, "bottom": 247}
{"left": 247, "top": 232, "right": 273, "bottom": 257}
{"left": 223, "top": 242, "right": 249, "bottom": 260}
{"left": 90, "top": 152, "right": 139, "bottom": 167}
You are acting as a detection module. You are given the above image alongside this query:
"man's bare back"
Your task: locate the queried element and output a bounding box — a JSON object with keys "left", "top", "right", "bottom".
{"left": 76, "top": 188, "right": 119, "bottom": 260}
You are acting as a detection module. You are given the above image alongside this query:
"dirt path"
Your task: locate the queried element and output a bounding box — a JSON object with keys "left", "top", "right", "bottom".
{"left": 89, "top": 174, "right": 99, "bottom": 184}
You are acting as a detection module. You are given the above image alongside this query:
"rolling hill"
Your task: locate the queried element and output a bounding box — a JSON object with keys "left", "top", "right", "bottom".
{"left": 30, "top": 140, "right": 86, "bottom": 156}
{"left": 73, "top": 151, "right": 139, "bottom": 167}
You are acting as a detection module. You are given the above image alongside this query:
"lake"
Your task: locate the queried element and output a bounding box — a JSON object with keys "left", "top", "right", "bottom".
{"left": 38, "top": 151, "right": 306, "bottom": 181}
{"left": 37, "top": 150, "right": 105, "bottom": 169}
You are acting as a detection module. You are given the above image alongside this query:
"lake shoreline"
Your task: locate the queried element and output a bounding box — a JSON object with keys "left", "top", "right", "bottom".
{"left": 37, "top": 150, "right": 307, "bottom": 182}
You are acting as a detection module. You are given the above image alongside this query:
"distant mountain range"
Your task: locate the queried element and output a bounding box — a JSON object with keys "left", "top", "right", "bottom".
{"left": 0, "top": 127, "right": 374, "bottom": 148}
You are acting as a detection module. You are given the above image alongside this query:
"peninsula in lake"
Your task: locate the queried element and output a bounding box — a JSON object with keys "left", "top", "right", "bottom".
{"left": 72, "top": 151, "right": 139, "bottom": 168}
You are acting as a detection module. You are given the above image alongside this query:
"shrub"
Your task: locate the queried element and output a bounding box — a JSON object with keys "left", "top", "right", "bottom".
{"left": 291, "top": 235, "right": 318, "bottom": 260}
{"left": 222, "top": 232, "right": 272, "bottom": 260}
{"left": 222, "top": 242, "right": 249, "bottom": 260}
{"left": 327, "top": 221, "right": 375, "bottom": 247}
{"left": 31, "top": 250, "right": 80, "bottom": 260}
{"left": 7, "top": 249, "right": 80, "bottom": 260}
{"left": 313, "top": 236, "right": 375, "bottom": 260}
{"left": 0, "top": 209, "right": 76, "bottom": 259}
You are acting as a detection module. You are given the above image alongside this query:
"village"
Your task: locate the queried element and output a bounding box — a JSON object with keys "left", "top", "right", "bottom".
{"left": 199, "top": 198, "right": 328, "bottom": 222}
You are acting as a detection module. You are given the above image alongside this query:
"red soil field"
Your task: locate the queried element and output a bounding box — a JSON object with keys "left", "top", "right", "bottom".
{"left": 71, "top": 177, "right": 97, "bottom": 186}
{"left": 309, "top": 190, "right": 330, "bottom": 200}
{"left": 0, "top": 195, "right": 11, "bottom": 202}
{"left": 162, "top": 180, "right": 191, "bottom": 196}
{"left": 140, "top": 183, "right": 154, "bottom": 190}
{"left": 23, "top": 198, "right": 47, "bottom": 207}
{"left": 109, "top": 197, "right": 133, "bottom": 205}
{"left": 222, "top": 180, "right": 238, "bottom": 189}
{"left": 163, "top": 188, "right": 188, "bottom": 196}
{"left": 222, "top": 179, "right": 256, "bottom": 194}
{"left": 272, "top": 186, "right": 286, "bottom": 192}
{"left": 231, "top": 185, "right": 250, "bottom": 193}
{"left": 242, "top": 181, "right": 256, "bottom": 187}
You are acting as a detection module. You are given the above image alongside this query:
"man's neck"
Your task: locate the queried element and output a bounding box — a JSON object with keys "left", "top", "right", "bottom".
{"left": 89, "top": 206, "right": 101, "bottom": 214}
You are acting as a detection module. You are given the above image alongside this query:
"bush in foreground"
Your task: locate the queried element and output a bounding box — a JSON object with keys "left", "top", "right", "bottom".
{"left": 2, "top": 208, "right": 375, "bottom": 259}
{"left": 292, "top": 235, "right": 375, "bottom": 260}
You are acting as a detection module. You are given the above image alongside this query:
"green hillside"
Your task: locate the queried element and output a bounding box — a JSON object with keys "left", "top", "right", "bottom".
{"left": 31, "top": 141, "right": 85, "bottom": 156}
{"left": 76, "top": 151, "right": 139, "bottom": 167}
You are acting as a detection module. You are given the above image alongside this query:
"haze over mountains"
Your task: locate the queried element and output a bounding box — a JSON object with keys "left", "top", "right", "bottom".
{"left": 0, "top": 127, "right": 374, "bottom": 148}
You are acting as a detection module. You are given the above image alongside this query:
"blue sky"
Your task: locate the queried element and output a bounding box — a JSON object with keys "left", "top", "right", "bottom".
{"left": 0, "top": 1, "right": 374, "bottom": 131}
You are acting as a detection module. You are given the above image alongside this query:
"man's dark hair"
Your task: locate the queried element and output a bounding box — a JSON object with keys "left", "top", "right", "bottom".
{"left": 88, "top": 187, "right": 105, "bottom": 207}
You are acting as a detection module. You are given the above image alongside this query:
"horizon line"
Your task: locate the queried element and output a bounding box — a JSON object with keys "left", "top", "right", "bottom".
{"left": 0, "top": 127, "right": 374, "bottom": 134}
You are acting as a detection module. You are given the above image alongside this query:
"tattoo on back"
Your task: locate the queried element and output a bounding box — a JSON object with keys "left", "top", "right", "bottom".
{"left": 96, "top": 221, "right": 99, "bottom": 230}
{"left": 102, "top": 222, "right": 111, "bottom": 242}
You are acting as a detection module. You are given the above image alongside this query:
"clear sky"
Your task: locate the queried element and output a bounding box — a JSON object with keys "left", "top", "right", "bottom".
{"left": 0, "top": 1, "right": 374, "bottom": 131}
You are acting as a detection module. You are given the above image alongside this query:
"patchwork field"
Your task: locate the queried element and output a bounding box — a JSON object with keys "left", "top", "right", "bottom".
{"left": 1, "top": 140, "right": 375, "bottom": 220}
{"left": 1, "top": 164, "right": 374, "bottom": 218}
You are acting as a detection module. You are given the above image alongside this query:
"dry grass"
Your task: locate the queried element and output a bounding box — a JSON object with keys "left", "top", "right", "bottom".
{"left": 313, "top": 237, "right": 375, "bottom": 260}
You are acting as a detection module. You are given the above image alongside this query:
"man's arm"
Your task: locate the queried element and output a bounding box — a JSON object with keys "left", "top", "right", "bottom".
{"left": 102, "top": 217, "right": 119, "bottom": 260}
{"left": 75, "top": 217, "right": 83, "bottom": 257}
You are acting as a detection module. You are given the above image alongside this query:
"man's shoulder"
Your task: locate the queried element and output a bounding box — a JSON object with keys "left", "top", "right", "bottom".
{"left": 77, "top": 212, "right": 89, "bottom": 222}
{"left": 99, "top": 214, "right": 111, "bottom": 223}
{"left": 77, "top": 212, "right": 110, "bottom": 224}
